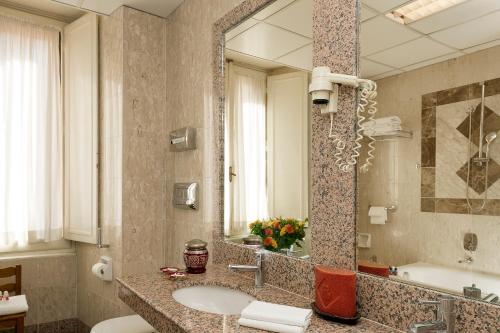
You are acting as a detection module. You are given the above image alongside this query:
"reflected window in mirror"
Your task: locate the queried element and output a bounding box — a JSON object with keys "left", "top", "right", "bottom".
{"left": 223, "top": 0, "right": 312, "bottom": 259}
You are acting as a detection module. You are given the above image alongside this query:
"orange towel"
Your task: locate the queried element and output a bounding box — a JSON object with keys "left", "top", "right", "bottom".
{"left": 358, "top": 260, "right": 390, "bottom": 278}
{"left": 314, "top": 266, "right": 356, "bottom": 318}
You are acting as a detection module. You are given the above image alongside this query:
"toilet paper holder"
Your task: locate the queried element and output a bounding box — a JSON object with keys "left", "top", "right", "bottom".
{"left": 368, "top": 204, "right": 397, "bottom": 212}
{"left": 92, "top": 256, "right": 113, "bottom": 282}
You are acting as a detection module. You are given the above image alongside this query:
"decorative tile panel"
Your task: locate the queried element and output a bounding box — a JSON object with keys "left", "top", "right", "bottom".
{"left": 421, "top": 77, "right": 500, "bottom": 215}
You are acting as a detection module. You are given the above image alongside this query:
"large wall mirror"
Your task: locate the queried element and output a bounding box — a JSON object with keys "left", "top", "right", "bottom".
{"left": 222, "top": 0, "right": 312, "bottom": 260}
{"left": 356, "top": 0, "right": 500, "bottom": 306}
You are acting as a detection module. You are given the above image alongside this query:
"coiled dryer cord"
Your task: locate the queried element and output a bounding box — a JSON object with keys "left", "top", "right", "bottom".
{"left": 328, "top": 82, "right": 378, "bottom": 172}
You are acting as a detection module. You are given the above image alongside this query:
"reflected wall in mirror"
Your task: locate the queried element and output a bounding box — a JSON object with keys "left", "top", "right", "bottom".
{"left": 357, "top": 0, "right": 500, "bottom": 306}
{"left": 223, "top": 0, "right": 312, "bottom": 259}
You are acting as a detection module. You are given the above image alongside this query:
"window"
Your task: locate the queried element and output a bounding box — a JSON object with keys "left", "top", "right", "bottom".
{"left": 224, "top": 63, "right": 269, "bottom": 237}
{"left": 0, "top": 14, "right": 66, "bottom": 251}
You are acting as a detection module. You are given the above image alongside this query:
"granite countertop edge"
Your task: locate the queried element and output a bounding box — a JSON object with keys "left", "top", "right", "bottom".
{"left": 116, "top": 265, "right": 402, "bottom": 333}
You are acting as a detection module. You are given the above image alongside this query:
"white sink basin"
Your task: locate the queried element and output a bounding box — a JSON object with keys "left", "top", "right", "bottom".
{"left": 172, "top": 285, "right": 255, "bottom": 315}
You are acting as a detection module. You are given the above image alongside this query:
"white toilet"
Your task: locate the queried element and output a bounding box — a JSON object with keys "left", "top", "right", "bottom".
{"left": 91, "top": 315, "right": 157, "bottom": 333}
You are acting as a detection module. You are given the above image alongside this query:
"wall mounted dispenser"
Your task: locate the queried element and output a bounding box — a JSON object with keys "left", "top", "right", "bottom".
{"left": 173, "top": 183, "right": 199, "bottom": 210}
{"left": 170, "top": 127, "right": 196, "bottom": 152}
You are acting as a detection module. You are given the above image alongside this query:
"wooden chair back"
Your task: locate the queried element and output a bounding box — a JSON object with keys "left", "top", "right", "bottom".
{"left": 0, "top": 265, "right": 21, "bottom": 296}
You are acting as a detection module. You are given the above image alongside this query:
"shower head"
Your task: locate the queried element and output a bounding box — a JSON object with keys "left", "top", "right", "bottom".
{"left": 484, "top": 131, "right": 498, "bottom": 159}
{"left": 485, "top": 131, "right": 497, "bottom": 144}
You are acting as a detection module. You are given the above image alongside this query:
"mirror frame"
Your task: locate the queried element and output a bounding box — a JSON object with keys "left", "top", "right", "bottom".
{"left": 212, "top": 0, "right": 360, "bottom": 271}
{"left": 211, "top": 0, "right": 500, "bottom": 317}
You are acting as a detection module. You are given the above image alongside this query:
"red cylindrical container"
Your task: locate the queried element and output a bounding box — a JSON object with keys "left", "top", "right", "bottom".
{"left": 183, "top": 239, "right": 209, "bottom": 274}
{"left": 314, "top": 266, "right": 356, "bottom": 318}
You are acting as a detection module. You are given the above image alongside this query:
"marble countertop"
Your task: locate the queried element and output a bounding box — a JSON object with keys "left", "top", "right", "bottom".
{"left": 116, "top": 265, "right": 401, "bottom": 333}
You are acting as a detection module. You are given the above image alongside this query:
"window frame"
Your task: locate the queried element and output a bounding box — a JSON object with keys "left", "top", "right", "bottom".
{"left": 0, "top": 6, "right": 73, "bottom": 255}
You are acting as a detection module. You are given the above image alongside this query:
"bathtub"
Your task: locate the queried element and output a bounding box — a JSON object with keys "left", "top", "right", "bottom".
{"left": 391, "top": 262, "right": 500, "bottom": 299}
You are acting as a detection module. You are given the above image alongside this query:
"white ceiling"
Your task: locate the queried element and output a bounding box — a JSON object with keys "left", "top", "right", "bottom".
{"left": 225, "top": 0, "right": 312, "bottom": 72}
{"left": 0, "top": 0, "right": 185, "bottom": 21}
{"left": 361, "top": 0, "right": 500, "bottom": 80}
{"left": 225, "top": 0, "right": 500, "bottom": 80}
{"left": 0, "top": 0, "right": 83, "bottom": 22}
{"left": 51, "top": 0, "right": 184, "bottom": 18}
{"left": 0, "top": 0, "right": 184, "bottom": 21}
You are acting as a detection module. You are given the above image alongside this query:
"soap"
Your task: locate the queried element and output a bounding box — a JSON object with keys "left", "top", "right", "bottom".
{"left": 314, "top": 266, "right": 356, "bottom": 318}
{"left": 357, "top": 260, "right": 390, "bottom": 278}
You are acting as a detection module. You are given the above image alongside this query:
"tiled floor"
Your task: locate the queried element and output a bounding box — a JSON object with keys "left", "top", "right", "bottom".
{"left": 0, "top": 319, "right": 90, "bottom": 333}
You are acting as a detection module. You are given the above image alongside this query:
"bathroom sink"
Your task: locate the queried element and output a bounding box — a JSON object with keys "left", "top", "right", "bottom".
{"left": 172, "top": 285, "right": 255, "bottom": 315}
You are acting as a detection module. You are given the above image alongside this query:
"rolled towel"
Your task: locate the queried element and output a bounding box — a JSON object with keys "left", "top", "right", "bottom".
{"left": 240, "top": 300, "right": 312, "bottom": 327}
{"left": 238, "top": 318, "right": 307, "bottom": 333}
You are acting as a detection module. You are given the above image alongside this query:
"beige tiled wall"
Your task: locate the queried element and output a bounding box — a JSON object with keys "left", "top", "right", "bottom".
{"left": 163, "top": 0, "right": 245, "bottom": 267}
{"left": 0, "top": 254, "right": 76, "bottom": 327}
{"left": 121, "top": 5, "right": 167, "bottom": 277}
{"left": 76, "top": 6, "right": 167, "bottom": 328}
{"left": 357, "top": 45, "right": 500, "bottom": 275}
{"left": 76, "top": 8, "right": 130, "bottom": 328}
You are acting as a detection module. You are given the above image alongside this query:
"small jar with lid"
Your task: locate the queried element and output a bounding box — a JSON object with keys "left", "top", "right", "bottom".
{"left": 242, "top": 234, "right": 263, "bottom": 249}
{"left": 183, "top": 239, "right": 209, "bottom": 274}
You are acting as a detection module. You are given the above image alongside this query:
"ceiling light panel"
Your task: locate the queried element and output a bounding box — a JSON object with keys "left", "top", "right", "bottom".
{"left": 386, "top": 0, "right": 468, "bottom": 25}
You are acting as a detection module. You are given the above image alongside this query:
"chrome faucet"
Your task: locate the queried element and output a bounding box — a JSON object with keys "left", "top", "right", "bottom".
{"left": 409, "top": 296, "right": 456, "bottom": 333}
{"left": 228, "top": 250, "right": 264, "bottom": 288}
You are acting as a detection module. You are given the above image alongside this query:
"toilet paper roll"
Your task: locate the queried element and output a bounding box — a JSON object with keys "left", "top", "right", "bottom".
{"left": 92, "top": 263, "right": 106, "bottom": 279}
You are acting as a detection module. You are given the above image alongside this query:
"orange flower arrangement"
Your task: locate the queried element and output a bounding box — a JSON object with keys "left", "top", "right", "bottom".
{"left": 249, "top": 217, "right": 306, "bottom": 252}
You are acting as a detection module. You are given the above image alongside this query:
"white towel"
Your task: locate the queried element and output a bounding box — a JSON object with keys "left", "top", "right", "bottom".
{"left": 238, "top": 318, "right": 307, "bottom": 333}
{"left": 240, "top": 301, "right": 312, "bottom": 327}
{"left": 368, "top": 206, "right": 387, "bottom": 225}
{"left": 0, "top": 295, "right": 29, "bottom": 315}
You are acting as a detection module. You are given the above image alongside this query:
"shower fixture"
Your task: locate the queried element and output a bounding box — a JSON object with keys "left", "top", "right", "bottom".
{"left": 474, "top": 82, "right": 488, "bottom": 166}
{"left": 465, "top": 82, "right": 498, "bottom": 212}
{"left": 484, "top": 131, "right": 497, "bottom": 158}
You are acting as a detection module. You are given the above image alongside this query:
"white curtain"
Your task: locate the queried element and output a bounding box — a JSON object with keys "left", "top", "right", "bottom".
{"left": 225, "top": 63, "right": 268, "bottom": 236}
{"left": 0, "top": 15, "right": 63, "bottom": 248}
